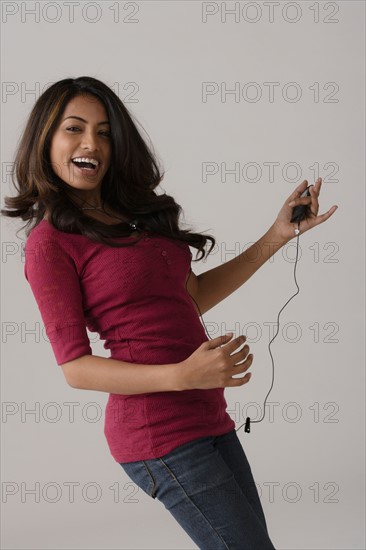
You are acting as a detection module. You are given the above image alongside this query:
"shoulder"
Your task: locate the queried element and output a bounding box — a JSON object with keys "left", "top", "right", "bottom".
{"left": 26, "top": 220, "right": 68, "bottom": 253}
{"left": 25, "top": 219, "right": 87, "bottom": 251}
{"left": 24, "top": 220, "right": 84, "bottom": 273}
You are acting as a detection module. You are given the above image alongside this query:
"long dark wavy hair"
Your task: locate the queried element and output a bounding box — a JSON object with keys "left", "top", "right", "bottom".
{"left": 1, "top": 76, "right": 215, "bottom": 260}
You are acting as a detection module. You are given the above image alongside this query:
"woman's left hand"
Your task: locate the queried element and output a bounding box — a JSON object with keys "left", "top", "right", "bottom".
{"left": 271, "top": 177, "right": 338, "bottom": 244}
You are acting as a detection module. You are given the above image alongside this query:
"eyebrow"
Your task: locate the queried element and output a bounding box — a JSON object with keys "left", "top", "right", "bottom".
{"left": 62, "top": 116, "right": 110, "bottom": 125}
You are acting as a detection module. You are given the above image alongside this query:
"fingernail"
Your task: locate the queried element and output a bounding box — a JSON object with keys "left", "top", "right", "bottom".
{"left": 288, "top": 201, "right": 295, "bottom": 206}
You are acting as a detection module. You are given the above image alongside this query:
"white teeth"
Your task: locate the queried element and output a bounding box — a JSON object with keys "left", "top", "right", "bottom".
{"left": 72, "top": 157, "right": 99, "bottom": 167}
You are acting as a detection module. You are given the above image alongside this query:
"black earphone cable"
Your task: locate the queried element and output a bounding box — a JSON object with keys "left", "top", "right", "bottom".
{"left": 185, "top": 219, "right": 302, "bottom": 434}
{"left": 65, "top": 191, "right": 303, "bottom": 432}
{"left": 56, "top": 188, "right": 305, "bottom": 431}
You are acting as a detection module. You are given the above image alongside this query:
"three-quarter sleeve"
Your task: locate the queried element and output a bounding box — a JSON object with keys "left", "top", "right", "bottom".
{"left": 24, "top": 234, "right": 92, "bottom": 365}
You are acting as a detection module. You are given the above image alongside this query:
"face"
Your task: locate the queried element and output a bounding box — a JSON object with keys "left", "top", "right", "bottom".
{"left": 49, "top": 94, "right": 112, "bottom": 206}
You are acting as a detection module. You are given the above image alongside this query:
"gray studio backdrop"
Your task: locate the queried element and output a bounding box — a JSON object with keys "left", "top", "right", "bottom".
{"left": 1, "top": 1, "right": 364, "bottom": 549}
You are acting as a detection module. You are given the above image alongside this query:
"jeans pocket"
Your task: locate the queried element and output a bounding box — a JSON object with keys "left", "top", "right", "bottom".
{"left": 120, "top": 460, "right": 157, "bottom": 499}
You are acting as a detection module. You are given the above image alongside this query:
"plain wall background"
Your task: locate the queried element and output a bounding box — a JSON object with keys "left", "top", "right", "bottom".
{"left": 1, "top": 1, "right": 364, "bottom": 549}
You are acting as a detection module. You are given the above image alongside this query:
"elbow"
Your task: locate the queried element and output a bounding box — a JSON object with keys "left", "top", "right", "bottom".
{"left": 60, "top": 354, "right": 90, "bottom": 389}
{"left": 65, "top": 377, "right": 80, "bottom": 389}
{"left": 60, "top": 364, "right": 79, "bottom": 388}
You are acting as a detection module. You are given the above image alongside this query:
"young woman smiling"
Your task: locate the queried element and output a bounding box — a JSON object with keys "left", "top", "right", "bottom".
{"left": 2, "top": 76, "right": 337, "bottom": 550}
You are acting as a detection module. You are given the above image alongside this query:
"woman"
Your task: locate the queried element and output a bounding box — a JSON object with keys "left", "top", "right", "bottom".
{"left": 2, "top": 76, "right": 337, "bottom": 549}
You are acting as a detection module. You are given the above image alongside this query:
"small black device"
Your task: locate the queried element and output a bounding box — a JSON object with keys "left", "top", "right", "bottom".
{"left": 290, "top": 186, "right": 312, "bottom": 224}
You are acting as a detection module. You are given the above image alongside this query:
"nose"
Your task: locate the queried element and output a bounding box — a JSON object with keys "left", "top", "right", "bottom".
{"left": 80, "top": 130, "right": 100, "bottom": 151}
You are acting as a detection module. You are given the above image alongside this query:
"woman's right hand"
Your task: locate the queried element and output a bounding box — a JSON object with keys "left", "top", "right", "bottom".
{"left": 178, "top": 333, "right": 253, "bottom": 390}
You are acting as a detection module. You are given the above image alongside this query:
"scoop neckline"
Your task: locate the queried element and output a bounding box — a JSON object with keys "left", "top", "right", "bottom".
{"left": 40, "top": 219, "right": 149, "bottom": 239}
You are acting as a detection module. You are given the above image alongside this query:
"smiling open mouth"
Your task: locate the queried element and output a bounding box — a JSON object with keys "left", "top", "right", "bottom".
{"left": 71, "top": 159, "right": 100, "bottom": 175}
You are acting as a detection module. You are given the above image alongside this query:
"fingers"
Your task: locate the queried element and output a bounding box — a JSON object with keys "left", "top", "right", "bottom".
{"left": 312, "top": 205, "right": 338, "bottom": 226}
{"left": 229, "top": 369, "right": 253, "bottom": 387}
{"left": 234, "top": 352, "right": 253, "bottom": 371}
{"left": 287, "top": 179, "right": 309, "bottom": 202}
{"left": 288, "top": 177, "right": 322, "bottom": 206}
{"left": 231, "top": 343, "right": 250, "bottom": 362}
{"left": 227, "top": 365, "right": 253, "bottom": 387}
{"left": 287, "top": 177, "right": 339, "bottom": 228}
{"left": 289, "top": 181, "right": 319, "bottom": 213}
{"left": 208, "top": 333, "right": 248, "bottom": 354}
{"left": 207, "top": 332, "right": 234, "bottom": 349}
{"left": 288, "top": 195, "right": 312, "bottom": 207}
{"left": 310, "top": 177, "right": 323, "bottom": 213}
{"left": 225, "top": 334, "right": 247, "bottom": 354}
{"left": 313, "top": 176, "right": 323, "bottom": 194}
{"left": 230, "top": 344, "right": 253, "bottom": 382}
{"left": 308, "top": 185, "right": 319, "bottom": 215}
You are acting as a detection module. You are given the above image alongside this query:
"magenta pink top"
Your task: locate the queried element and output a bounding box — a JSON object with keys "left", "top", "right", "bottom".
{"left": 24, "top": 220, "right": 235, "bottom": 463}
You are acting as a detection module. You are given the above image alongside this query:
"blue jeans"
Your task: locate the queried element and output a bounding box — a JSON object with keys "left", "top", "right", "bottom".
{"left": 119, "top": 429, "right": 276, "bottom": 549}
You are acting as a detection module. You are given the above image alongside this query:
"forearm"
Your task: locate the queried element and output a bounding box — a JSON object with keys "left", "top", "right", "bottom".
{"left": 197, "top": 224, "right": 288, "bottom": 313}
{"left": 64, "top": 354, "right": 183, "bottom": 394}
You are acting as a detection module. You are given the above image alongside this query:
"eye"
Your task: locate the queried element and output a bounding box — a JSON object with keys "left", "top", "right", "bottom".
{"left": 66, "top": 127, "right": 111, "bottom": 138}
